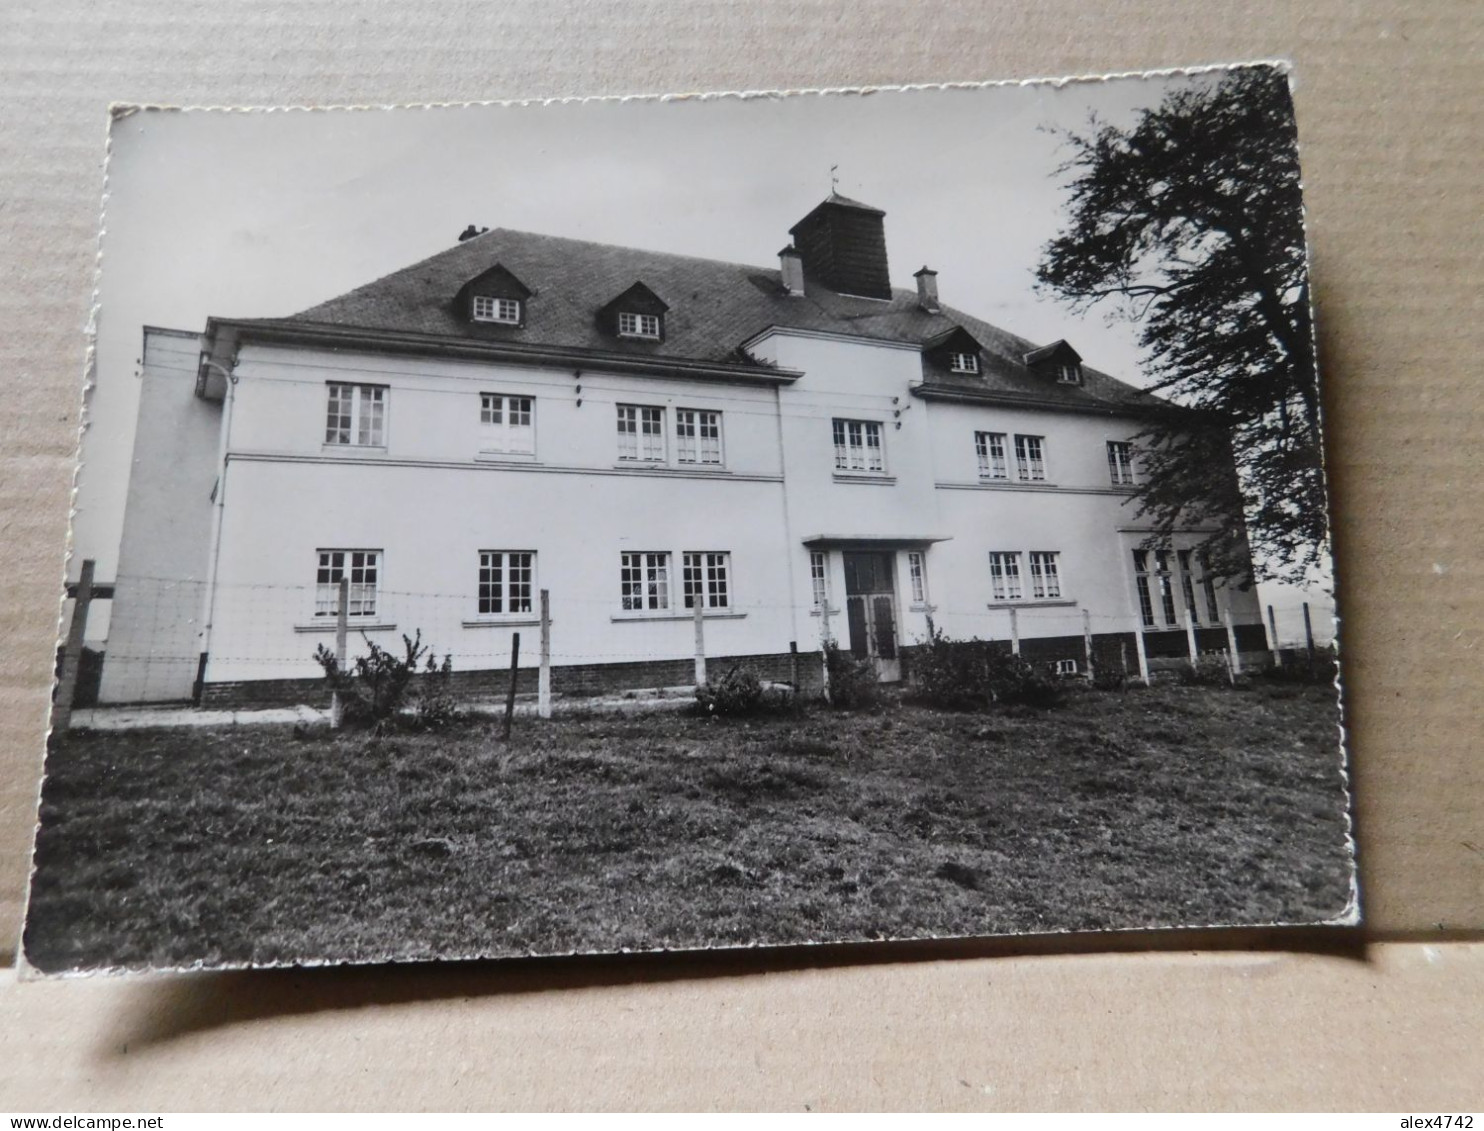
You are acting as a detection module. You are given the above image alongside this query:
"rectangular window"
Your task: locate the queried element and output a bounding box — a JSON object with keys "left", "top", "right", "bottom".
{"left": 975, "top": 431, "right": 1008, "bottom": 480}
{"left": 1014, "top": 434, "right": 1046, "bottom": 481}
{"left": 832, "top": 419, "right": 885, "bottom": 473}
{"left": 315, "top": 550, "right": 379, "bottom": 618}
{"left": 479, "top": 393, "right": 535, "bottom": 455}
{"left": 682, "top": 552, "right": 731, "bottom": 609}
{"left": 478, "top": 551, "right": 534, "bottom": 615}
{"left": 1028, "top": 551, "right": 1062, "bottom": 599}
{"left": 1107, "top": 441, "right": 1135, "bottom": 485}
{"left": 1177, "top": 549, "right": 1201, "bottom": 623}
{"left": 325, "top": 384, "right": 386, "bottom": 447}
{"left": 1132, "top": 550, "right": 1156, "bottom": 628}
{"left": 1154, "top": 549, "right": 1179, "bottom": 626}
{"left": 907, "top": 551, "right": 928, "bottom": 605}
{"left": 618, "top": 311, "right": 661, "bottom": 338}
{"left": 621, "top": 552, "right": 671, "bottom": 611}
{"left": 675, "top": 409, "right": 723, "bottom": 465}
{"left": 989, "top": 552, "right": 1023, "bottom": 601}
{"left": 617, "top": 405, "right": 666, "bottom": 461}
{"left": 472, "top": 295, "right": 521, "bottom": 324}
{"left": 949, "top": 351, "right": 979, "bottom": 374}
{"left": 1199, "top": 552, "right": 1222, "bottom": 623}
{"left": 809, "top": 551, "right": 830, "bottom": 609}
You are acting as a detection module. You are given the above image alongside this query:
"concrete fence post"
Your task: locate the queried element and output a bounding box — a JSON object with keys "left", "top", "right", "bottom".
{"left": 693, "top": 597, "right": 706, "bottom": 687}
{"left": 538, "top": 588, "right": 551, "bottom": 720}
{"left": 1133, "top": 626, "right": 1151, "bottom": 687}
{"left": 1182, "top": 601, "right": 1199, "bottom": 666}
{"left": 1082, "top": 607, "right": 1094, "bottom": 682}
{"left": 1009, "top": 606, "right": 1020, "bottom": 656}
{"left": 331, "top": 576, "right": 349, "bottom": 730}
{"left": 1222, "top": 607, "right": 1243, "bottom": 676}
{"left": 53, "top": 558, "right": 96, "bottom": 733}
{"left": 1267, "top": 603, "right": 1282, "bottom": 668}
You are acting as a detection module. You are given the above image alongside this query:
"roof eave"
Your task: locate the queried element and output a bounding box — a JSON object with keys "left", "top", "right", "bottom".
{"left": 909, "top": 382, "right": 1178, "bottom": 419}
{"left": 209, "top": 318, "right": 803, "bottom": 385}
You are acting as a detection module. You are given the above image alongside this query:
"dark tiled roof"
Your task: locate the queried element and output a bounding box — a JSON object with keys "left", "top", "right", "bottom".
{"left": 282, "top": 227, "right": 1163, "bottom": 414}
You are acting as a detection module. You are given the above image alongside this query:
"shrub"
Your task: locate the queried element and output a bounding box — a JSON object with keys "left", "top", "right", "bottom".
{"left": 824, "top": 642, "right": 880, "bottom": 710}
{"left": 410, "top": 651, "right": 461, "bottom": 731}
{"left": 314, "top": 630, "right": 456, "bottom": 732}
{"left": 908, "top": 629, "right": 1062, "bottom": 710}
{"left": 695, "top": 665, "right": 765, "bottom": 717}
{"left": 1180, "top": 653, "right": 1234, "bottom": 687}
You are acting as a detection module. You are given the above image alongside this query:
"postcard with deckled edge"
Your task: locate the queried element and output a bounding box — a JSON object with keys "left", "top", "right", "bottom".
{"left": 23, "top": 65, "right": 1356, "bottom": 975}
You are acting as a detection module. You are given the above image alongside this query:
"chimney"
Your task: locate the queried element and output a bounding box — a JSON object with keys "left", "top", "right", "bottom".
{"left": 788, "top": 194, "right": 891, "bottom": 300}
{"left": 913, "top": 266, "right": 940, "bottom": 313}
{"left": 779, "top": 245, "right": 805, "bottom": 296}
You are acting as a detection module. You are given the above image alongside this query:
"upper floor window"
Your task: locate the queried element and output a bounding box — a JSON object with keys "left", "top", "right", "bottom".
{"left": 621, "top": 551, "right": 671, "bottom": 611}
{"left": 949, "top": 351, "right": 979, "bottom": 374}
{"left": 617, "top": 404, "right": 666, "bottom": 462}
{"left": 325, "top": 383, "right": 386, "bottom": 447}
{"left": 833, "top": 419, "right": 885, "bottom": 473}
{"left": 976, "top": 431, "right": 1008, "bottom": 480}
{"left": 315, "top": 549, "right": 379, "bottom": 618}
{"left": 682, "top": 552, "right": 731, "bottom": 609}
{"left": 1057, "top": 362, "right": 1082, "bottom": 385}
{"left": 1107, "top": 440, "right": 1135, "bottom": 485}
{"left": 618, "top": 311, "right": 662, "bottom": 339}
{"left": 472, "top": 295, "right": 521, "bottom": 324}
{"left": 480, "top": 393, "right": 535, "bottom": 455}
{"left": 675, "top": 409, "right": 723, "bottom": 465}
{"left": 1014, "top": 434, "right": 1046, "bottom": 482}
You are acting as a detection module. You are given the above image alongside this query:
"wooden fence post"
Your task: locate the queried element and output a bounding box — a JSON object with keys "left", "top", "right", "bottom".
{"left": 331, "top": 576, "right": 349, "bottom": 729}
{"left": 502, "top": 632, "right": 520, "bottom": 741}
{"left": 789, "top": 641, "right": 799, "bottom": 691}
{"left": 1133, "top": 627, "right": 1151, "bottom": 687}
{"left": 1222, "top": 607, "right": 1243, "bottom": 676}
{"left": 538, "top": 589, "right": 552, "bottom": 719}
{"left": 819, "top": 606, "right": 835, "bottom": 700}
{"left": 1009, "top": 606, "right": 1020, "bottom": 656}
{"left": 53, "top": 559, "right": 95, "bottom": 733}
{"left": 693, "top": 597, "right": 706, "bottom": 687}
{"left": 1082, "top": 608, "right": 1095, "bottom": 682}
{"left": 1303, "top": 601, "right": 1316, "bottom": 664}
{"left": 1267, "top": 604, "right": 1282, "bottom": 668}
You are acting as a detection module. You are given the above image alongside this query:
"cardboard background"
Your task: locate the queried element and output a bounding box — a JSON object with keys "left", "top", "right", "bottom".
{"left": 0, "top": 0, "right": 1479, "bottom": 1109}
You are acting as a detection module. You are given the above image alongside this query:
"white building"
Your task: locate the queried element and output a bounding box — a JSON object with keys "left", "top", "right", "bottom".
{"left": 98, "top": 194, "right": 1267, "bottom": 706}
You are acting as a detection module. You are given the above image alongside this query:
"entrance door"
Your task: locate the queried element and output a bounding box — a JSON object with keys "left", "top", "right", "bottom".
{"left": 843, "top": 551, "right": 901, "bottom": 682}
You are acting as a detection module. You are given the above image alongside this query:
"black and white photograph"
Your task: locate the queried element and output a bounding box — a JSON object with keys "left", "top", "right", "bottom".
{"left": 24, "top": 64, "right": 1355, "bottom": 974}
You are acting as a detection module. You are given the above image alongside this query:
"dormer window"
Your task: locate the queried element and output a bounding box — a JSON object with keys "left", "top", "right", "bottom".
{"left": 1057, "top": 362, "right": 1082, "bottom": 385}
{"left": 618, "top": 311, "right": 662, "bottom": 339}
{"left": 1024, "top": 339, "right": 1085, "bottom": 386}
{"left": 473, "top": 295, "right": 522, "bottom": 325}
{"left": 949, "top": 351, "right": 979, "bottom": 374}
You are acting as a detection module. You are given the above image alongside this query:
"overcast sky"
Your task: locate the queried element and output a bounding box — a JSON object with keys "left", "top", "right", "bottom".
{"left": 74, "top": 72, "right": 1333, "bottom": 640}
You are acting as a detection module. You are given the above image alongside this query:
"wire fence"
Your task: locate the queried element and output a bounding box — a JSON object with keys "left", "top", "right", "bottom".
{"left": 55, "top": 559, "right": 1320, "bottom": 723}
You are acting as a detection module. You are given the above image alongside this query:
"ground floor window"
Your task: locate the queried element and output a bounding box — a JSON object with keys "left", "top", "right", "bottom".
{"left": 1133, "top": 548, "right": 1180, "bottom": 628}
{"left": 1028, "top": 551, "right": 1061, "bottom": 599}
{"left": 315, "top": 549, "right": 379, "bottom": 618}
{"left": 988, "top": 552, "right": 1023, "bottom": 600}
{"left": 907, "top": 551, "right": 928, "bottom": 604}
{"left": 683, "top": 551, "right": 731, "bottom": 609}
{"left": 809, "top": 551, "right": 830, "bottom": 609}
{"left": 621, "top": 552, "right": 671, "bottom": 610}
{"left": 478, "top": 551, "right": 534, "bottom": 615}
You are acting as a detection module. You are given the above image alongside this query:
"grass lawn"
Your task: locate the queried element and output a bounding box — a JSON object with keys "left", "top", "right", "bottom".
{"left": 24, "top": 681, "right": 1354, "bottom": 972}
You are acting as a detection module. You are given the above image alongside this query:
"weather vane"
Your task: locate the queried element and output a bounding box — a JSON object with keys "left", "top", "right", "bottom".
{"left": 830, "top": 164, "right": 839, "bottom": 194}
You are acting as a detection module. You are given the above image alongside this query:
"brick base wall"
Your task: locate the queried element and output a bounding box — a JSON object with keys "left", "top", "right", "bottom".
{"left": 199, "top": 649, "right": 825, "bottom": 709}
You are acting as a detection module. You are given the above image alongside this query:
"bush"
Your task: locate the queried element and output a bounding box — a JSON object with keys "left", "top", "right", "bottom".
{"left": 907, "top": 629, "right": 1062, "bottom": 710}
{"left": 1179, "top": 653, "right": 1234, "bottom": 687}
{"left": 695, "top": 665, "right": 765, "bottom": 717}
{"left": 314, "top": 630, "right": 458, "bottom": 732}
{"left": 824, "top": 642, "right": 880, "bottom": 710}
